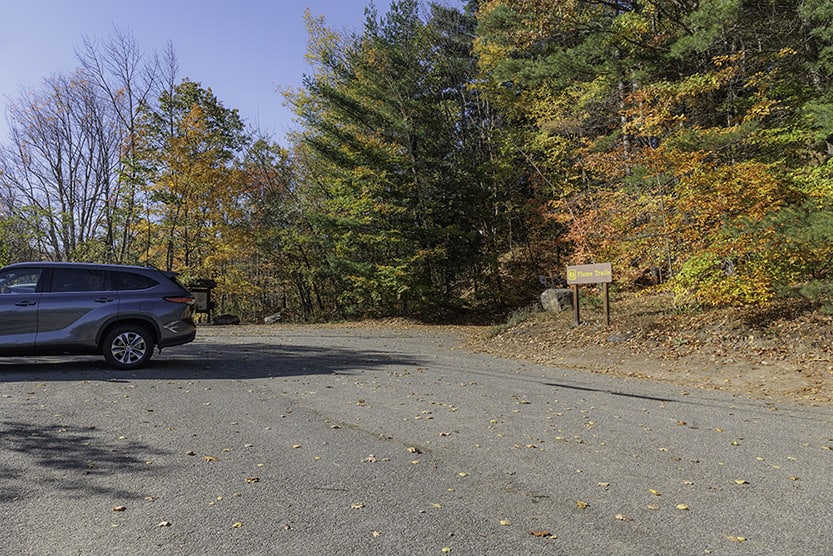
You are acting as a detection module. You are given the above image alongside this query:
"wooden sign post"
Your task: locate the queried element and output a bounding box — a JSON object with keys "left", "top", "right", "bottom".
{"left": 566, "top": 263, "right": 613, "bottom": 326}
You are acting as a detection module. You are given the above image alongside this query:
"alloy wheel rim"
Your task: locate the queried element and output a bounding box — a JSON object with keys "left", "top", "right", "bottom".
{"left": 112, "top": 332, "right": 146, "bottom": 365}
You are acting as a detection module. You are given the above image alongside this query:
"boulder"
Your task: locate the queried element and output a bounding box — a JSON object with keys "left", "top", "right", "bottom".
{"left": 264, "top": 313, "right": 282, "bottom": 324}
{"left": 607, "top": 332, "right": 633, "bottom": 344}
{"left": 540, "top": 288, "right": 573, "bottom": 313}
{"left": 213, "top": 314, "right": 240, "bottom": 325}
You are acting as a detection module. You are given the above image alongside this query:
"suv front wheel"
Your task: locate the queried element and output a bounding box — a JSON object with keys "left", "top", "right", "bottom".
{"left": 103, "top": 324, "right": 155, "bottom": 369}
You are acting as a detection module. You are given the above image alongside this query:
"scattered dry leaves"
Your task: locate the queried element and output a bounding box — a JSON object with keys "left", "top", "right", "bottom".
{"left": 468, "top": 293, "right": 833, "bottom": 404}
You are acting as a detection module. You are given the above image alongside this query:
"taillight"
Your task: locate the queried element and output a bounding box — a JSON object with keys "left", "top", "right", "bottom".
{"left": 164, "top": 296, "right": 195, "bottom": 304}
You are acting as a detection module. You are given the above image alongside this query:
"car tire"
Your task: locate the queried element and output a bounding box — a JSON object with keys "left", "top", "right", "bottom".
{"left": 103, "top": 324, "right": 155, "bottom": 370}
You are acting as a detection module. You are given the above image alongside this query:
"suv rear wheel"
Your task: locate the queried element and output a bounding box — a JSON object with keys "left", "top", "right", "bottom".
{"left": 103, "top": 324, "right": 155, "bottom": 369}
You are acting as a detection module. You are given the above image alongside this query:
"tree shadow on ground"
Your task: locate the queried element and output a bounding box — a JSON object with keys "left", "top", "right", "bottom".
{"left": 0, "top": 341, "right": 425, "bottom": 382}
{"left": 0, "top": 420, "right": 168, "bottom": 502}
{"left": 0, "top": 338, "right": 429, "bottom": 503}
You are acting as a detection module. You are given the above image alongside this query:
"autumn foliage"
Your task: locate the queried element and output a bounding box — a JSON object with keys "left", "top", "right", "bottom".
{"left": 3, "top": 0, "right": 833, "bottom": 320}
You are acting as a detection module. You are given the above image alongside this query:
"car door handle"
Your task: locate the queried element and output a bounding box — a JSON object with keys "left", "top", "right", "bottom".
{"left": 15, "top": 300, "right": 37, "bottom": 307}
{"left": 94, "top": 297, "right": 116, "bottom": 303}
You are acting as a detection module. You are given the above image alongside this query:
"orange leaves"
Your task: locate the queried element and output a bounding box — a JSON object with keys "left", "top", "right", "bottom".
{"left": 555, "top": 133, "right": 796, "bottom": 305}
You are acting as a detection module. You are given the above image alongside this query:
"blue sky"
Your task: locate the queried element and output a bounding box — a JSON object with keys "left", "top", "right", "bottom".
{"left": 0, "top": 0, "right": 460, "bottom": 144}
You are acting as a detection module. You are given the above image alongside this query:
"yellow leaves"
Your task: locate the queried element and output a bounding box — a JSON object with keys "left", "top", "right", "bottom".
{"left": 712, "top": 52, "right": 746, "bottom": 68}
{"left": 575, "top": 500, "right": 589, "bottom": 509}
{"left": 743, "top": 99, "right": 778, "bottom": 122}
{"left": 301, "top": 9, "right": 344, "bottom": 67}
{"left": 623, "top": 63, "right": 740, "bottom": 137}
{"left": 611, "top": 11, "right": 651, "bottom": 39}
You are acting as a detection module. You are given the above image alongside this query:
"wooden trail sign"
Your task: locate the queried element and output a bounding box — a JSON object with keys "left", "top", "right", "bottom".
{"left": 567, "top": 263, "right": 612, "bottom": 285}
{"left": 566, "top": 263, "right": 612, "bottom": 325}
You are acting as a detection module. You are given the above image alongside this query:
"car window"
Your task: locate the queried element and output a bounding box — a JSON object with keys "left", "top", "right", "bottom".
{"left": 113, "top": 271, "right": 159, "bottom": 291}
{"left": 51, "top": 268, "right": 109, "bottom": 292}
{"left": 0, "top": 268, "right": 42, "bottom": 294}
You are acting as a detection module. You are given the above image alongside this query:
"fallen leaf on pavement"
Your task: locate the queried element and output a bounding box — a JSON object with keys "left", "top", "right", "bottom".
{"left": 531, "top": 530, "right": 556, "bottom": 539}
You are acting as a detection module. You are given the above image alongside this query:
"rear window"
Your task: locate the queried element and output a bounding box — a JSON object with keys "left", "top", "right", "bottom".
{"left": 51, "top": 268, "right": 109, "bottom": 292}
{"left": 113, "top": 271, "right": 159, "bottom": 291}
{"left": 166, "top": 274, "right": 189, "bottom": 290}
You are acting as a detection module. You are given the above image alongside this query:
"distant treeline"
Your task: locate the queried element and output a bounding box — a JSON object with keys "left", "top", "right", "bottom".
{"left": 2, "top": 1, "right": 833, "bottom": 321}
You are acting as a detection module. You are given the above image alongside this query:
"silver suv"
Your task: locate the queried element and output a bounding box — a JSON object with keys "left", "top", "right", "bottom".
{"left": 0, "top": 262, "right": 196, "bottom": 369}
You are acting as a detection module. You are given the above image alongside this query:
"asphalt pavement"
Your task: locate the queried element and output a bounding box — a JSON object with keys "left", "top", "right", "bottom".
{"left": 2, "top": 324, "right": 833, "bottom": 555}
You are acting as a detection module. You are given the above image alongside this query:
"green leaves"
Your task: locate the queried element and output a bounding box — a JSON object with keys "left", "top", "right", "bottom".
{"left": 287, "top": 0, "right": 502, "bottom": 318}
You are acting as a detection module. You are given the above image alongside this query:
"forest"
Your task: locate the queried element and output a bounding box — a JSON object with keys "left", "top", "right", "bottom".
{"left": 1, "top": 0, "right": 832, "bottom": 323}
